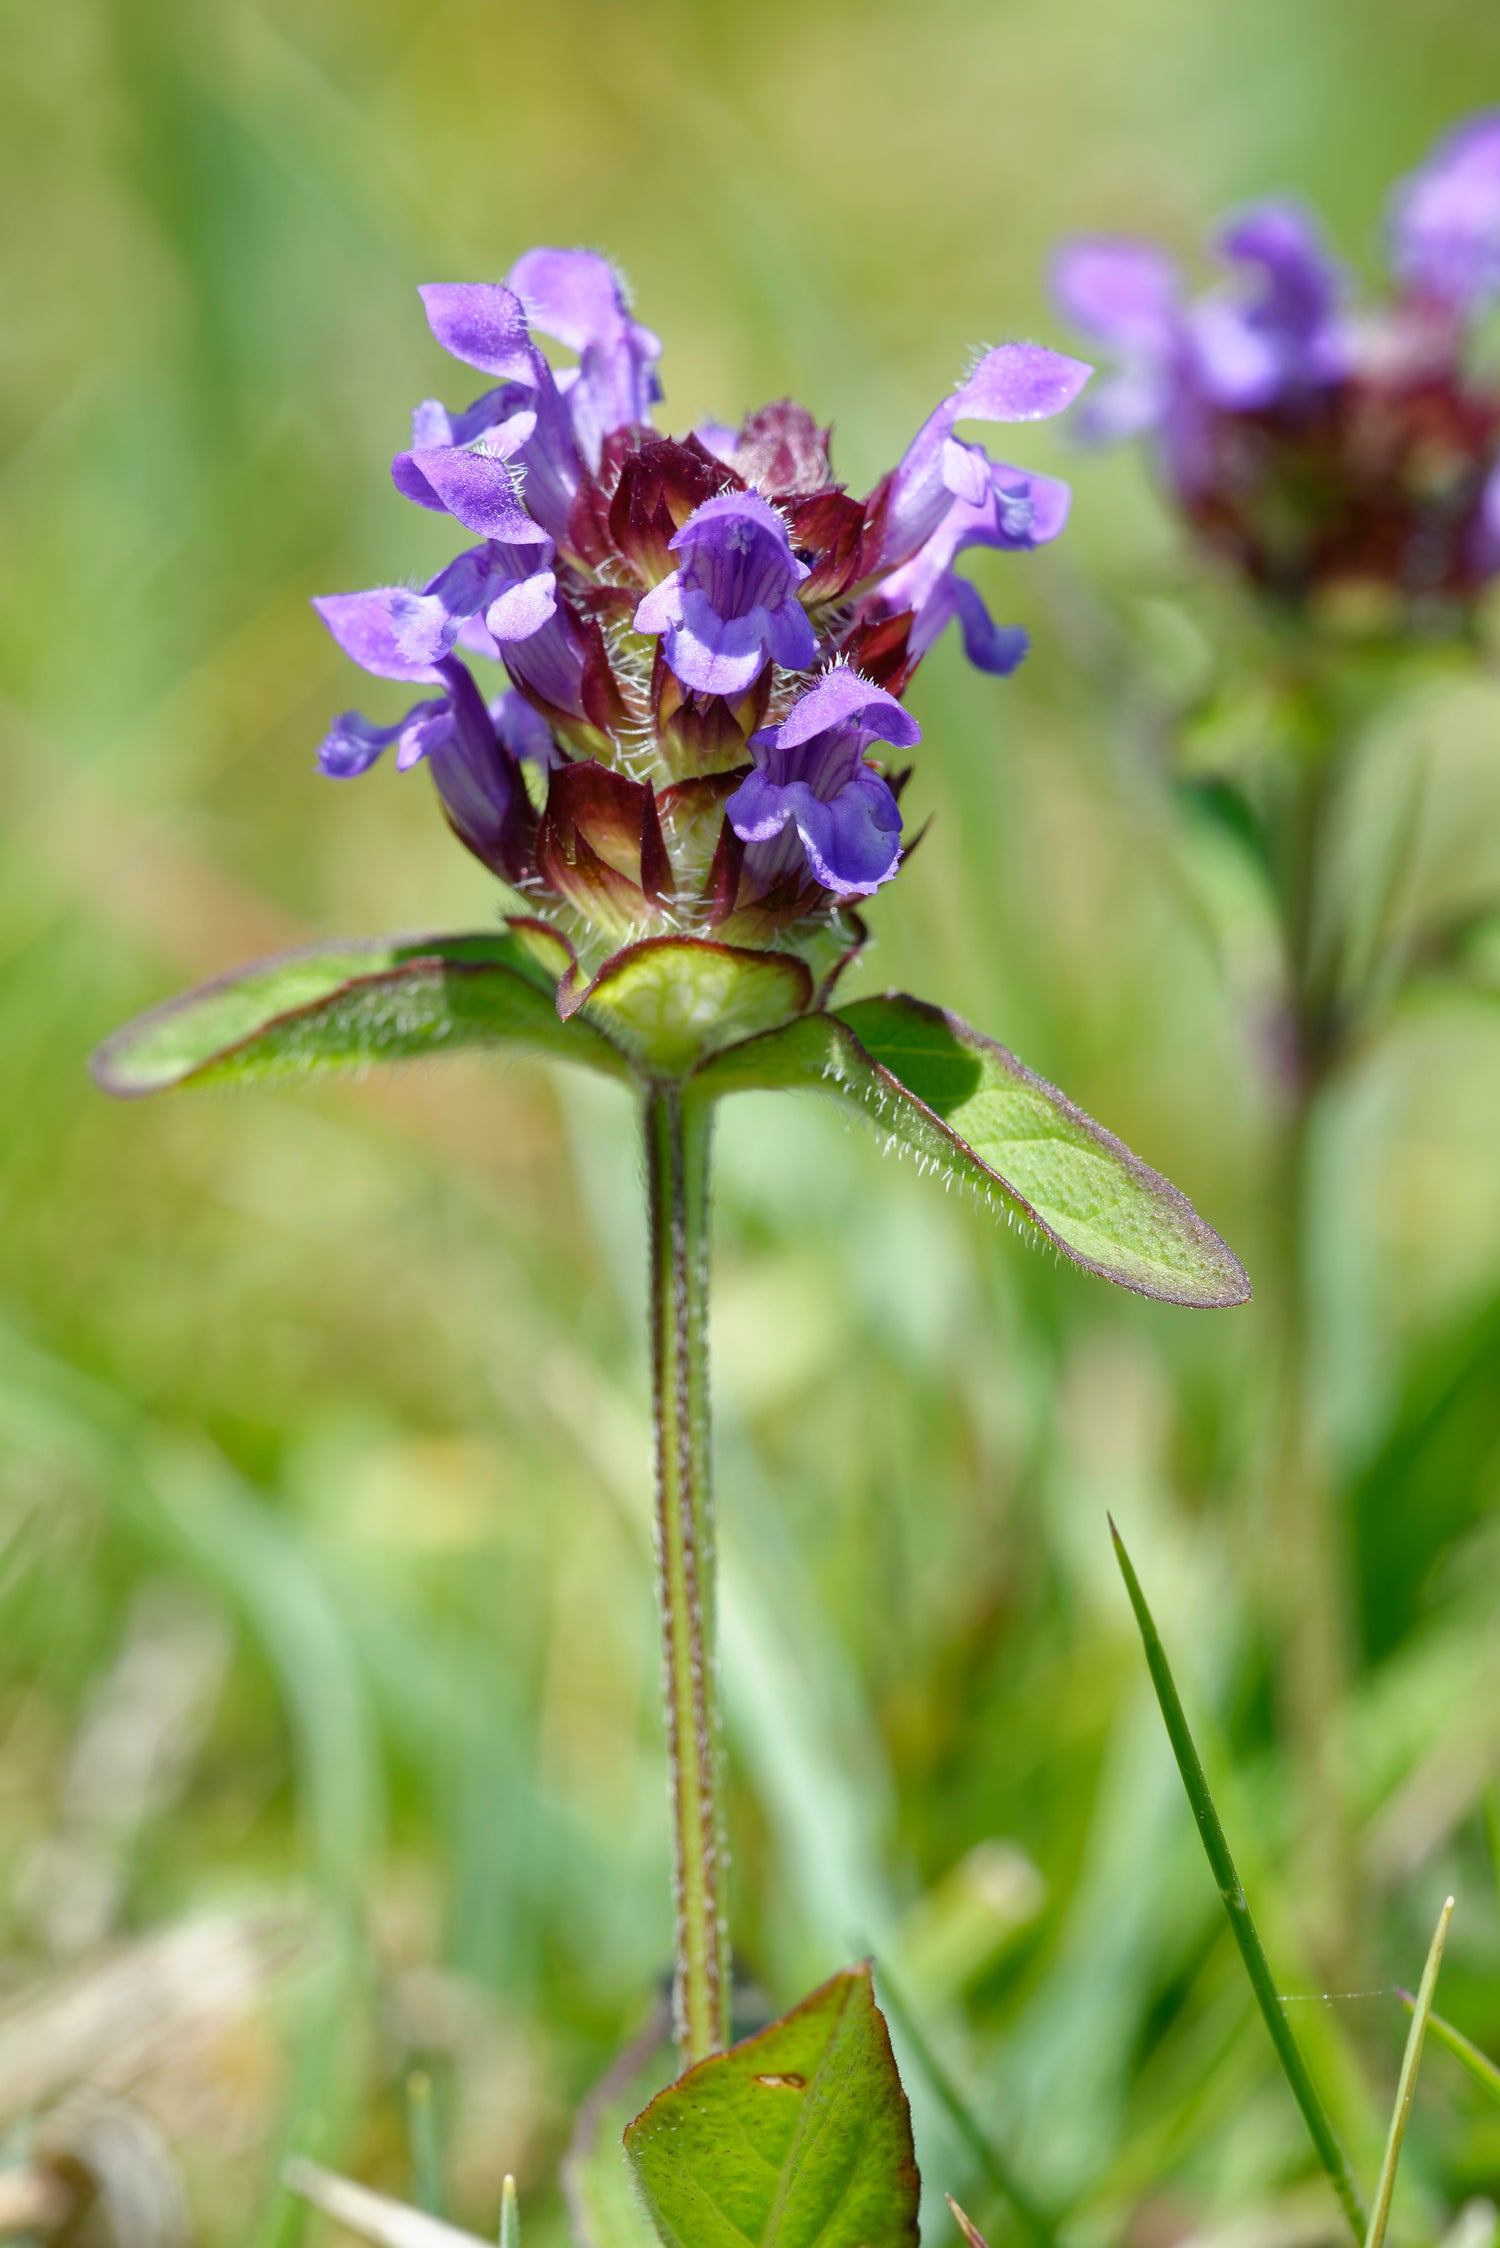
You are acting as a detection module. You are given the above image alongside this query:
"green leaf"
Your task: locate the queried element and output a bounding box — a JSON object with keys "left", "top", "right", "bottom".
{"left": 694, "top": 993, "right": 1250, "bottom": 1308}
{"left": 624, "top": 1964, "right": 919, "bottom": 2248}
{"left": 1366, "top": 1900, "right": 1454, "bottom": 2248}
{"left": 1111, "top": 1523, "right": 1367, "bottom": 2244}
{"left": 90, "top": 931, "right": 629, "bottom": 1096}
{"left": 571, "top": 935, "right": 814, "bottom": 1078}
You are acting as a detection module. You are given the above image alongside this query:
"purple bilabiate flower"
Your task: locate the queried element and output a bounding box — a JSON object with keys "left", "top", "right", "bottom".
{"left": 314, "top": 536, "right": 556, "bottom": 682}
{"left": 873, "top": 458, "right": 1071, "bottom": 674}
{"left": 407, "top": 255, "right": 661, "bottom": 549}
{"left": 875, "top": 343, "right": 1092, "bottom": 571}
{"left": 316, "top": 659, "right": 541, "bottom": 880}
{"left": 1194, "top": 203, "right": 1347, "bottom": 402}
{"left": 634, "top": 490, "right": 819, "bottom": 695}
{"left": 507, "top": 247, "right": 662, "bottom": 469}
{"left": 1052, "top": 203, "right": 1345, "bottom": 448}
{"left": 1389, "top": 110, "right": 1500, "bottom": 309}
{"left": 726, "top": 668, "right": 917, "bottom": 897}
{"left": 1051, "top": 241, "right": 1181, "bottom": 442}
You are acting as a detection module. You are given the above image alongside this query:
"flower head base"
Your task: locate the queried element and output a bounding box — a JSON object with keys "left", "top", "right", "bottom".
{"left": 313, "top": 249, "right": 1087, "bottom": 1058}
{"left": 1051, "top": 110, "right": 1500, "bottom": 629}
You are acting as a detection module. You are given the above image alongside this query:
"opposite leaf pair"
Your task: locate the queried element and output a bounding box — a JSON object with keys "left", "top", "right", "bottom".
{"left": 91, "top": 928, "right": 1250, "bottom": 1311}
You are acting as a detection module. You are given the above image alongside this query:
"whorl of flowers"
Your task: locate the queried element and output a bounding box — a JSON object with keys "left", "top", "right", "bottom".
{"left": 315, "top": 249, "right": 1089, "bottom": 994}
{"left": 1050, "top": 111, "right": 1500, "bottom": 628}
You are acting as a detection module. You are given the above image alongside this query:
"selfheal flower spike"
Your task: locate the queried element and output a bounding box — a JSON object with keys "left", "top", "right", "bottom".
{"left": 310, "top": 245, "right": 1088, "bottom": 1003}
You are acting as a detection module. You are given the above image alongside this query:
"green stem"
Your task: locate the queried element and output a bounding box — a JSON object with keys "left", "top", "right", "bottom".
{"left": 1268, "top": 732, "right": 1358, "bottom": 1980}
{"left": 644, "top": 1084, "right": 730, "bottom": 2067}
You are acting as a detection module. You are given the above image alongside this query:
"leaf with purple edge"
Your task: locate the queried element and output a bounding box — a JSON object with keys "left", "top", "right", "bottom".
{"left": 90, "top": 931, "right": 629, "bottom": 1097}
{"left": 691, "top": 992, "right": 1250, "bottom": 1307}
{"left": 623, "top": 1964, "right": 919, "bottom": 2248}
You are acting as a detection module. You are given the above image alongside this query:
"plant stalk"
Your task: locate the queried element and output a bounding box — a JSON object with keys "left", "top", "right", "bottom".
{"left": 644, "top": 1084, "right": 730, "bottom": 2067}
{"left": 1267, "top": 727, "right": 1358, "bottom": 1980}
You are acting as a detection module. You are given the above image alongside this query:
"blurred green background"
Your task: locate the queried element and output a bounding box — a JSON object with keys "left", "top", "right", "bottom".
{"left": 5, "top": 1, "right": 1500, "bottom": 2243}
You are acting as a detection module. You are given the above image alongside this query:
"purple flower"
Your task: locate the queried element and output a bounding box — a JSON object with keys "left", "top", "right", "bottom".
{"left": 876, "top": 343, "right": 1092, "bottom": 571}
{"left": 507, "top": 247, "right": 662, "bottom": 468}
{"left": 316, "top": 658, "right": 541, "bottom": 880}
{"left": 872, "top": 459, "right": 1071, "bottom": 673}
{"left": 1389, "top": 110, "right": 1500, "bottom": 309}
{"left": 314, "top": 538, "right": 556, "bottom": 681}
{"left": 726, "top": 668, "right": 917, "bottom": 896}
{"left": 403, "top": 254, "right": 662, "bottom": 551}
{"left": 633, "top": 490, "right": 819, "bottom": 694}
{"left": 1052, "top": 201, "right": 1345, "bottom": 451}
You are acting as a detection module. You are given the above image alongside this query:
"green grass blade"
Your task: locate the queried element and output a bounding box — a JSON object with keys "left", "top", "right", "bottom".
{"left": 1110, "top": 1522, "right": 1367, "bottom": 2244}
{"left": 407, "top": 2071, "right": 441, "bottom": 2217}
{"left": 1366, "top": 1898, "right": 1453, "bottom": 2248}
{"left": 1486, "top": 1783, "right": 1500, "bottom": 1929}
{"left": 873, "top": 1961, "right": 1058, "bottom": 2248}
{"left": 1395, "top": 1993, "right": 1500, "bottom": 2106}
{"left": 499, "top": 2176, "right": 519, "bottom": 2248}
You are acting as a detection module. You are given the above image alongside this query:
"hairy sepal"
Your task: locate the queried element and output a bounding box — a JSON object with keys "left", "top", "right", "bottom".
{"left": 693, "top": 992, "right": 1251, "bottom": 1307}
{"left": 90, "top": 931, "right": 629, "bottom": 1095}
{"left": 624, "top": 1964, "right": 919, "bottom": 2248}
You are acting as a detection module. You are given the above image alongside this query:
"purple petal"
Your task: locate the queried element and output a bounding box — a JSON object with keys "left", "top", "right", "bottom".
{"left": 1184, "top": 297, "right": 1283, "bottom": 408}
{"left": 399, "top": 445, "right": 542, "bottom": 541}
{"left": 794, "top": 769, "right": 904, "bottom": 893}
{"left": 633, "top": 574, "right": 681, "bottom": 636}
{"left": 507, "top": 248, "right": 639, "bottom": 354}
{"left": 1072, "top": 363, "right": 1172, "bottom": 444}
{"left": 764, "top": 668, "right": 921, "bottom": 753}
{"left": 763, "top": 598, "right": 820, "bottom": 674}
{"left": 727, "top": 765, "right": 902, "bottom": 896}
{"left": 507, "top": 247, "right": 662, "bottom": 465}
{"left": 945, "top": 578, "right": 1030, "bottom": 674}
{"left": 313, "top": 590, "right": 447, "bottom": 684}
{"left": 317, "top": 696, "right": 452, "bottom": 778}
{"left": 1389, "top": 109, "right": 1500, "bottom": 309}
{"left": 418, "top": 283, "right": 536, "bottom": 381}
{"left": 664, "top": 590, "right": 780, "bottom": 696}
{"left": 694, "top": 420, "right": 741, "bottom": 463}
{"left": 492, "top": 689, "right": 561, "bottom": 767}
{"left": 951, "top": 342, "right": 1095, "bottom": 424}
{"left": 1050, "top": 238, "right": 1181, "bottom": 354}
{"left": 484, "top": 560, "right": 558, "bottom": 644}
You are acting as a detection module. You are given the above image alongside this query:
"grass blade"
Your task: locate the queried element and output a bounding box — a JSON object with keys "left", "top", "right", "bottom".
{"left": 283, "top": 2159, "right": 491, "bottom": 2248}
{"left": 1366, "top": 1898, "right": 1454, "bottom": 2248}
{"left": 407, "top": 2070, "right": 442, "bottom": 2217}
{"left": 873, "top": 1961, "right": 1058, "bottom": 2248}
{"left": 1110, "top": 1521, "right": 1367, "bottom": 2244}
{"left": 1395, "top": 1994, "right": 1500, "bottom": 2106}
{"left": 947, "top": 2195, "right": 992, "bottom": 2248}
{"left": 499, "top": 2176, "right": 519, "bottom": 2248}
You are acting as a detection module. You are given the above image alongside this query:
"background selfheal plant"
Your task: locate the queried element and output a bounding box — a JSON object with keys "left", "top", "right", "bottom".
{"left": 91, "top": 248, "right": 1248, "bottom": 2245}
{"left": 1053, "top": 114, "right": 1500, "bottom": 627}
{"left": 1048, "top": 110, "right": 1500, "bottom": 1984}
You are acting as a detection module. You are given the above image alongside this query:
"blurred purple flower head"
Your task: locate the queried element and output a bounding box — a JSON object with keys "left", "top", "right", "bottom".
{"left": 1050, "top": 111, "right": 1500, "bottom": 625}
{"left": 312, "top": 247, "right": 1088, "bottom": 986}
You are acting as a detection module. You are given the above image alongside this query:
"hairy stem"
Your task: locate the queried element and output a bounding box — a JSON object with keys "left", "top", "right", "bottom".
{"left": 644, "top": 1084, "right": 730, "bottom": 2066}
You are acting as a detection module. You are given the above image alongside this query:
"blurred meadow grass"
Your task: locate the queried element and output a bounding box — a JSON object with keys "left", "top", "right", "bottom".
{"left": 4, "top": 0, "right": 1500, "bottom": 2241}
